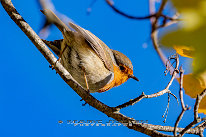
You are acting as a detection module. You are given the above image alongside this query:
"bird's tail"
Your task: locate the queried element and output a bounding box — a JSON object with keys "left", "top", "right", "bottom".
{"left": 40, "top": 9, "right": 70, "bottom": 32}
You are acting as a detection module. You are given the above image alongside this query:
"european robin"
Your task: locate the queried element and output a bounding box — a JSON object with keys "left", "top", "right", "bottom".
{"left": 41, "top": 9, "right": 139, "bottom": 93}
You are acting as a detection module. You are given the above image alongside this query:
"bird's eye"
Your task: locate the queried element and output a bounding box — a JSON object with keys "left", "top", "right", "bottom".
{"left": 120, "top": 66, "right": 125, "bottom": 71}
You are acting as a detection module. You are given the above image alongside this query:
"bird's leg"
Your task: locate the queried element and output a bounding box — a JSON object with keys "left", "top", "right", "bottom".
{"left": 79, "top": 64, "right": 90, "bottom": 106}
{"left": 82, "top": 102, "right": 87, "bottom": 106}
{"left": 80, "top": 69, "right": 89, "bottom": 106}
{"left": 50, "top": 45, "right": 68, "bottom": 69}
{"left": 80, "top": 98, "right": 87, "bottom": 106}
{"left": 58, "top": 44, "right": 67, "bottom": 61}
{"left": 82, "top": 68, "right": 90, "bottom": 93}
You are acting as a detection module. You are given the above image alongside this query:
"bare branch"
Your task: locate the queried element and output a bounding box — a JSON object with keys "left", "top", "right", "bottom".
{"left": 115, "top": 93, "right": 145, "bottom": 110}
{"left": 174, "top": 67, "right": 191, "bottom": 136}
{"left": 105, "top": 0, "right": 154, "bottom": 20}
{"left": 162, "top": 94, "right": 170, "bottom": 123}
{"left": 194, "top": 90, "right": 206, "bottom": 120}
{"left": 179, "top": 67, "right": 186, "bottom": 109}
{"left": 115, "top": 54, "right": 179, "bottom": 110}
{"left": 149, "top": 0, "right": 180, "bottom": 75}
{"left": 179, "top": 89, "right": 206, "bottom": 136}
{"left": 105, "top": 0, "right": 179, "bottom": 75}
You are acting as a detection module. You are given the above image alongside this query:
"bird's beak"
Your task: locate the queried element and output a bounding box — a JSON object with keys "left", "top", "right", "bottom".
{"left": 128, "top": 74, "right": 139, "bottom": 82}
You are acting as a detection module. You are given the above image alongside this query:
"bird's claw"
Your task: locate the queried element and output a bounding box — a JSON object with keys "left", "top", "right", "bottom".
{"left": 82, "top": 102, "right": 87, "bottom": 106}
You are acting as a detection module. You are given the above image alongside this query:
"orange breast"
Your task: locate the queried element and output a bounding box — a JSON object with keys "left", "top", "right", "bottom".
{"left": 98, "top": 65, "right": 130, "bottom": 92}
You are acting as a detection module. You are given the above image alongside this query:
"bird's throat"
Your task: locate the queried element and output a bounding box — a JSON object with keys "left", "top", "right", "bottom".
{"left": 98, "top": 65, "right": 129, "bottom": 92}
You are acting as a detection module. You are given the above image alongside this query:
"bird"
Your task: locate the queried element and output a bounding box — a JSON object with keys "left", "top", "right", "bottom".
{"left": 41, "top": 9, "right": 139, "bottom": 93}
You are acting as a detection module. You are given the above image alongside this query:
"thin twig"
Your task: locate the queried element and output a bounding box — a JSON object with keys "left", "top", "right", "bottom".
{"left": 157, "top": 19, "right": 178, "bottom": 29}
{"left": 179, "top": 67, "right": 186, "bottom": 109}
{"left": 105, "top": 0, "right": 178, "bottom": 75}
{"left": 198, "top": 121, "right": 206, "bottom": 137}
{"left": 174, "top": 111, "right": 186, "bottom": 136}
{"left": 115, "top": 93, "right": 145, "bottom": 110}
{"left": 174, "top": 67, "right": 190, "bottom": 136}
{"left": 179, "top": 89, "right": 206, "bottom": 136}
{"left": 149, "top": 0, "right": 176, "bottom": 75}
{"left": 162, "top": 93, "right": 170, "bottom": 123}
{"left": 198, "top": 121, "right": 206, "bottom": 127}
{"left": 115, "top": 54, "right": 179, "bottom": 110}
{"left": 106, "top": 0, "right": 178, "bottom": 75}
{"left": 105, "top": 0, "right": 155, "bottom": 20}
{"left": 194, "top": 90, "right": 206, "bottom": 120}
{"left": 169, "top": 92, "right": 179, "bottom": 104}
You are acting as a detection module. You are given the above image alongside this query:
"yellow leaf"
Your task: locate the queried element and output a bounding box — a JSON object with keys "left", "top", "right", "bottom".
{"left": 199, "top": 108, "right": 206, "bottom": 114}
{"left": 178, "top": 73, "right": 206, "bottom": 114}
{"left": 161, "top": 0, "right": 206, "bottom": 75}
{"left": 173, "top": 45, "right": 194, "bottom": 58}
{"left": 180, "top": 74, "right": 205, "bottom": 97}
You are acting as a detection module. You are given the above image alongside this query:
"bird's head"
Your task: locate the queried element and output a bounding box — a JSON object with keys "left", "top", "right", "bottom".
{"left": 112, "top": 50, "right": 139, "bottom": 86}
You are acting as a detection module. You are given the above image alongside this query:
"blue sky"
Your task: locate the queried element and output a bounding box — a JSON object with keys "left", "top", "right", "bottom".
{"left": 0, "top": 0, "right": 204, "bottom": 137}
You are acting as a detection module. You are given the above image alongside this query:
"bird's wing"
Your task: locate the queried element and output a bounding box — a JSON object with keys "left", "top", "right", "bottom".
{"left": 69, "top": 22, "right": 114, "bottom": 72}
{"left": 41, "top": 9, "right": 114, "bottom": 72}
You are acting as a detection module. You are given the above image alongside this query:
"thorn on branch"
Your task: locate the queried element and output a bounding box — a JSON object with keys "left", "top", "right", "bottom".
{"left": 169, "top": 92, "right": 179, "bottom": 105}
{"left": 82, "top": 102, "right": 88, "bottom": 106}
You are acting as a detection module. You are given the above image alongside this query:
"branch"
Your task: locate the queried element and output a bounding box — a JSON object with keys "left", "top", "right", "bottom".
{"left": 0, "top": 0, "right": 180, "bottom": 136}
{"left": 105, "top": 0, "right": 154, "bottom": 20}
{"left": 196, "top": 121, "right": 206, "bottom": 137}
{"left": 102, "top": 0, "right": 205, "bottom": 136}
{"left": 194, "top": 90, "right": 206, "bottom": 120}
{"left": 149, "top": 0, "right": 174, "bottom": 75}
{"left": 105, "top": 0, "right": 179, "bottom": 74}
{"left": 105, "top": 0, "right": 180, "bottom": 24}
{"left": 179, "top": 89, "right": 206, "bottom": 136}
{"left": 157, "top": 14, "right": 179, "bottom": 29}
{"left": 148, "top": 0, "right": 180, "bottom": 76}
{"left": 115, "top": 54, "right": 179, "bottom": 110}
{"left": 174, "top": 67, "right": 190, "bottom": 136}
{"left": 105, "top": 0, "right": 179, "bottom": 75}
{"left": 1, "top": 0, "right": 202, "bottom": 136}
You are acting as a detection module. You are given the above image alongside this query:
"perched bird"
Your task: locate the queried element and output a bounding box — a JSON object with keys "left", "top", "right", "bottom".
{"left": 41, "top": 9, "right": 139, "bottom": 93}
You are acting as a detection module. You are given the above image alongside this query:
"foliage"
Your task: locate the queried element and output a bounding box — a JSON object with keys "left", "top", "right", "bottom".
{"left": 161, "top": 0, "right": 206, "bottom": 114}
